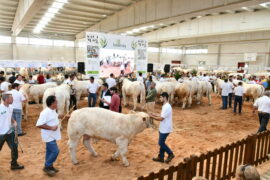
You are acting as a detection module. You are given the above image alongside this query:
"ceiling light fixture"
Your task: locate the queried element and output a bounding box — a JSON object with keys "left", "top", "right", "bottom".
{"left": 33, "top": 0, "right": 68, "bottom": 34}
{"left": 52, "top": 2, "right": 64, "bottom": 9}
{"left": 55, "top": 0, "right": 68, "bottom": 3}
{"left": 260, "top": 2, "right": 270, "bottom": 8}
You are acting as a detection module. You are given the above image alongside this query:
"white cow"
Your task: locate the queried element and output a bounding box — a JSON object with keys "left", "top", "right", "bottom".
{"left": 243, "top": 83, "right": 264, "bottom": 102}
{"left": 68, "top": 79, "right": 103, "bottom": 106}
{"left": 184, "top": 80, "right": 200, "bottom": 107}
{"left": 174, "top": 82, "right": 190, "bottom": 109}
{"left": 154, "top": 80, "right": 176, "bottom": 103}
{"left": 121, "top": 78, "right": 145, "bottom": 110}
{"left": 67, "top": 108, "right": 154, "bottom": 166}
{"left": 20, "top": 82, "right": 57, "bottom": 104}
{"left": 197, "top": 81, "right": 212, "bottom": 105}
{"left": 43, "top": 84, "right": 71, "bottom": 116}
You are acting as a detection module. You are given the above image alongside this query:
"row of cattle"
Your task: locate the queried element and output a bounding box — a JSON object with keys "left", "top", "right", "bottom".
{"left": 19, "top": 76, "right": 265, "bottom": 122}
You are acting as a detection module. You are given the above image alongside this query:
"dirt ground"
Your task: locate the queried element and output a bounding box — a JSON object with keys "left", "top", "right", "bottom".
{"left": 0, "top": 95, "right": 268, "bottom": 180}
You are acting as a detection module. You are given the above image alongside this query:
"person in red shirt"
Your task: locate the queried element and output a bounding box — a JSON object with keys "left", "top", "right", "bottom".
{"left": 37, "top": 72, "right": 45, "bottom": 84}
{"left": 101, "top": 87, "right": 120, "bottom": 112}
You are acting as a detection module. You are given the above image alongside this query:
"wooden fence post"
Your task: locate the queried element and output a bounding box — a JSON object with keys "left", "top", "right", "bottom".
{"left": 184, "top": 157, "right": 192, "bottom": 180}
{"left": 244, "top": 134, "right": 257, "bottom": 165}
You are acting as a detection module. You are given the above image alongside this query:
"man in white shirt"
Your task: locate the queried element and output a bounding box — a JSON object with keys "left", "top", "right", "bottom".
{"left": 36, "top": 95, "right": 63, "bottom": 176}
{"left": 202, "top": 74, "right": 210, "bottom": 82}
{"left": 10, "top": 83, "right": 26, "bottom": 136}
{"left": 220, "top": 79, "right": 231, "bottom": 109}
{"left": 149, "top": 92, "right": 174, "bottom": 163}
{"left": 87, "top": 76, "right": 100, "bottom": 107}
{"left": 14, "top": 75, "right": 25, "bottom": 85}
{"left": 106, "top": 73, "right": 116, "bottom": 88}
{"left": 234, "top": 82, "right": 244, "bottom": 114}
{"left": 28, "top": 75, "right": 36, "bottom": 84}
{"left": 253, "top": 91, "right": 270, "bottom": 133}
{"left": 160, "top": 74, "right": 165, "bottom": 82}
{"left": 63, "top": 74, "right": 70, "bottom": 84}
{"left": 228, "top": 79, "right": 235, "bottom": 108}
{"left": 137, "top": 72, "right": 144, "bottom": 84}
{"left": 0, "top": 93, "right": 24, "bottom": 170}
{"left": 67, "top": 74, "right": 77, "bottom": 110}
{"left": 0, "top": 77, "right": 10, "bottom": 93}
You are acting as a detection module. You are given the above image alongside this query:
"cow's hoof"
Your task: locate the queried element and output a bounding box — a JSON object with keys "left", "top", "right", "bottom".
{"left": 92, "top": 152, "right": 98, "bottom": 157}
{"left": 123, "top": 162, "right": 129, "bottom": 167}
{"left": 110, "top": 156, "right": 119, "bottom": 161}
{"left": 72, "top": 161, "right": 79, "bottom": 165}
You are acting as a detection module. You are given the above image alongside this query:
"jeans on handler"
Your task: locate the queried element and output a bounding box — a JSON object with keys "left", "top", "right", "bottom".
{"left": 257, "top": 113, "right": 270, "bottom": 133}
{"left": 88, "top": 93, "right": 97, "bottom": 107}
{"left": 45, "top": 140, "right": 59, "bottom": 168}
{"left": 234, "top": 96, "right": 243, "bottom": 113}
{"left": 158, "top": 132, "right": 173, "bottom": 159}
{"left": 228, "top": 93, "right": 233, "bottom": 108}
{"left": 12, "top": 109, "right": 23, "bottom": 134}
{"left": 221, "top": 96, "right": 228, "bottom": 109}
{"left": 0, "top": 131, "right": 18, "bottom": 165}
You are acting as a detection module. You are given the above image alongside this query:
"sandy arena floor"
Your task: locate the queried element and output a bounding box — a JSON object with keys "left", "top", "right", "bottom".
{"left": 0, "top": 95, "right": 267, "bottom": 180}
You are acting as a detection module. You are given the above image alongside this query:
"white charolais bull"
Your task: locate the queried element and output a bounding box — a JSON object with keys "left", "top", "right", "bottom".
{"left": 20, "top": 82, "right": 57, "bottom": 104}
{"left": 197, "top": 81, "right": 212, "bottom": 105}
{"left": 43, "top": 84, "right": 71, "bottom": 116}
{"left": 174, "top": 82, "right": 190, "bottom": 109}
{"left": 121, "top": 78, "right": 145, "bottom": 110}
{"left": 243, "top": 83, "right": 264, "bottom": 102}
{"left": 67, "top": 108, "right": 154, "bottom": 167}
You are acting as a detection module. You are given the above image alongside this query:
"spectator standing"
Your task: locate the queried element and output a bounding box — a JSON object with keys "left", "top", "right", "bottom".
{"left": 253, "top": 91, "right": 270, "bottom": 133}
{"left": 101, "top": 87, "right": 120, "bottom": 112}
{"left": 9, "top": 72, "right": 16, "bottom": 84}
{"left": 234, "top": 82, "right": 244, "bottom": 114}
{"left": 145, "top": 82, "right": 157, "bottom": 113}
{"left": 99, "top": 83, "right": 111, "bottom": 109}
{"left": 228, "top": 79, "right": 235, "bottom": 108}
{"left": 14, "top": 75, "right": 25, "bottom": 85}
{"left": 37, "top": 72, "right": 45, "bottom": 84}
{"left": 45, "top": 75, "right": 53, "bottom": 83}
{"left": 9, "top": 83, "right": 27, "bottom": 136}
{"left": 0, "top": 77, "right": 10, "bottom": 93}
{"left": 87, "top": 77, "right": 100, "bottom": 107}
{"left": 106, "top": 73, "right": 116, "bottom": 88}
{"left": 220, "top": 79, "right": 231, "bottom": 109}
{"left": 68, "top": 74, "right": 77, "bottom": 110}
{"left": 28, "top": 75, "right": 36, "bottom": 84}
{"left": 137, "top": 72, "right": 144, "bottom": 84}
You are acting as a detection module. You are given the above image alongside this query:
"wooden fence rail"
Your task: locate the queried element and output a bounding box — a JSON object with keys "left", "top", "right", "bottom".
{"left": 137, "top": 130, "right": 270, "bottom": 180}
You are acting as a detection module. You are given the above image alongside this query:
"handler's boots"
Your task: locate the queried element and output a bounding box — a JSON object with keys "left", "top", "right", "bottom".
{"left": 49, "top": 166, "right": 59, "bottom": 173}
{"left": 11, "top": 163, "right": 24, "bottom": 170}
{"left": 43, "top": 167, "right": 56, "bottom": 177}
{"left": 152, "top": 156, "right": 164, "bottom": 163}
{"left": 165, "top": 154, "right": 175, "bottom": 163}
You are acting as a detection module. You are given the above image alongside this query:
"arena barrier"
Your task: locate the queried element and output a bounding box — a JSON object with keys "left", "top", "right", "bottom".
{"left": 137, "top": 130, "right": 270, "bottom": 180}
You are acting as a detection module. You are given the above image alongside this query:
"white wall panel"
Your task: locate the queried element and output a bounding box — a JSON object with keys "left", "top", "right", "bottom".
{"left": 0, "top": 44, "right": 12, "bottom": 60}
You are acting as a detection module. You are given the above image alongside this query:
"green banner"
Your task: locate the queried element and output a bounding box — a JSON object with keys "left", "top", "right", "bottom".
{"left": 137, "top": 71, "right": 146, "bottom": 73}
{"left": 86, "top": 71, "right": 99, "bottom": 74}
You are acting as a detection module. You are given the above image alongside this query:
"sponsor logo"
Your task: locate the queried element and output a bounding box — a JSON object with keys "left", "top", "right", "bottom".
{"left": 113, "top": 39, "right": 126, "bottom": 48}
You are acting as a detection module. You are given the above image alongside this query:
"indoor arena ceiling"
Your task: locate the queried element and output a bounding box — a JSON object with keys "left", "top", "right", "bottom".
{"left": 0, "top": 0, "right": 270, "bottom": 39}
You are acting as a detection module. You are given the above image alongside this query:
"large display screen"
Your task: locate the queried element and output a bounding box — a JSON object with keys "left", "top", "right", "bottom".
{"left": 99, "top": 49, "right": 134, "bottom": 77}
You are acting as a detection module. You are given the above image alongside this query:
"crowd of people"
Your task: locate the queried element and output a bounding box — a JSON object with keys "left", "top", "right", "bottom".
{"left": 0, "top": 70, "right": 266, "bottom": 179}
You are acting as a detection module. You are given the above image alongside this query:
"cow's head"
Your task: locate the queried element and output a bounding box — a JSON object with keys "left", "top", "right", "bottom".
{"left": 140, "top": 112, "right": 156, "bottom": 129}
